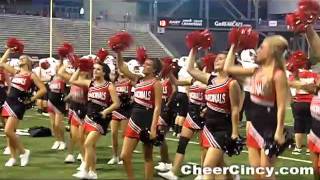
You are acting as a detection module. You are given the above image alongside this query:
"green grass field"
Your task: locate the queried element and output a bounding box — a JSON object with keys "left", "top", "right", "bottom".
{"left": 0, "top": 108, "right": 315, "bottom": 179}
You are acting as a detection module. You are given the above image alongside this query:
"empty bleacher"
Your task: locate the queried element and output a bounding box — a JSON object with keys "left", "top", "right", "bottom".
{"left": 0, "top": 14, "right": 169, "bottom": 58}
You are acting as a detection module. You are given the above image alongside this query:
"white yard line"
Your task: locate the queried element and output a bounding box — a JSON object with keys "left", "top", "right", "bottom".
{"left": 165, "top": 137, "right": 312, "bottom": 164}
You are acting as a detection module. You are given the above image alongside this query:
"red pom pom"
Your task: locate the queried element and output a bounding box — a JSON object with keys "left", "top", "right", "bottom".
{"left": 286, "top": 50, "right": 309, "bottom": 72}
{"left": 6, "top": 37, "right": 24, "bottom": 54}
{"left": 78, "top": 57, "right": 94, "bottom": 72}
{"left": 286, "top": 12, "right": 308, "bottom": 33}
{"left": 67, "top": 54, "right": 80, "bottom": 68}
{"left": 229, "top": 27, "right": 259, "bottom": 50}
{"left": 160, "top": 56, "right": 173, "bottom": 76}
{"left": 136, "top": 46, "right": 148, "bottom": 65}
{"left": 238, "top": 27, "right": 259, "bottom": 50}
{"left": 186, "top": 30, "right": 213, "bottom": 49}
{"left": 58, "top": 42, "right": 74, "bottom": 58}
{"left": 108, "top": 32, "right": 133, "bottom": 52}
{"left": 228, "top": 28, "right": 240, "bottom": 46}
{"left": 95, "top": 48, "right": 108, "bottom": 64}
{"left": 185, "top": 31, "right": 202, "bottom": 49}
{"left": 202, "top": 53, "right": 216, "bottom": 72}
{"left": 40, "top": 61, "right": 50, "bottom": 70}
{"left": 200, "top": 29, "right": 214, "bottom": 49}
{"left": 298, "top": 0, "right": 320, "bottom": 22}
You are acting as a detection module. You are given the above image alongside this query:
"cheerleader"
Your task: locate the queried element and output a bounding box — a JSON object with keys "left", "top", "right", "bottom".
{"left": 224, "top": 35, "right": 288, "bottom": 179}
{"left": 305, "top": 25, "right": 320, "bottom": 180}
{"left": 108, "top": 70, "right": 132, "bottom": 165}
{"left": 116, "top": 52, "right": 162, "bottom": 180}
{"left": 48, "top": 60, "right": 67, "bottom": 150}
{"left": 32, "top": 58, "right": 52, "bottom": 116}
{"left": 1, "top": 48, "right": 46, "bottom": 167}
{"left": 57, "top": 63, "right": 89, "bottom": 164}
{"left": 186, "top": 48, "right": 240, "bottom": 179}
{"left": 158, "top": 66, "right": 208, "bottom": 180}
{"left": 71, "top": 59, "right": 120, "bottom": 179}
{"left": 155, "top": 59, "right": 177, "bottom": 172}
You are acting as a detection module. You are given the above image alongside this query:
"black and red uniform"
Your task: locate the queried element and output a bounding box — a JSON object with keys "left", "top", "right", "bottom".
{"left": 201, "top": 76, "right": 233, "bottom": 149}
{"left": 309, "top": 92, "right": 320, "bottom": 153}
{"left": 84, "top": 81, "right": 112, "bottom": 135}
{"left": 289, "top": 70, "right": 318, "bottom": 134}
{"left": 125, "top": 78, "right": 156, "bottom": 139}
{"left": 246, "top": 68, "right": 280, "bottom": 149}
{"left": 2, "top": 72, "right": 33, "bottom": 120}
{"left": 68, "top": 85, "right": 88, "bottom": 127}
{"left": 0, "top": 69, "right": 7, "bottom": 107}
{"left": 183, "top": 83, "right": 206, "bottom": 130}
{"left": 158, "top": 78, "right": 174, "bottom": 127}
{"left": 48, "top": 77, "right": 66, "bottom": 114}
{"left": 112, "top": 78, "right": 132, "bottom": 121}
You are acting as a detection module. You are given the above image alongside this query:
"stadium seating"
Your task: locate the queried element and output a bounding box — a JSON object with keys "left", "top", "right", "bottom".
{"left": 0, "top": 14, "right": 169, "bottom": 58}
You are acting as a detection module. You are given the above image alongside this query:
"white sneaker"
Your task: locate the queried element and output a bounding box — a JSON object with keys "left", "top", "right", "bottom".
{"left": 77, "top": 161, "right": 86, "bottom": 171}
{"left": 4, "top": 158, "right": 16, "bottom": 167}
{"left": 64, "top": 154, "right": 75, "bottom": 163}
{"left": 118, "top": 160, "right": 123, "bottom": 165}
{"left": 42, "top": 112, "right": 49, "bottom": 117}
{"left": 3, "top": 147, "right": 10, "bottom": 155}
{"left": 58, "top": 142, "right": 66, "bottom": 150}
{"left": 158, "top": 170, "right": 178, "bottom": 180}
{"left": 72, "top": 170, "right": 90, "bottom": 179}
{"left": 194, "top": 174, "right": 203, "bottom": 180}
{"left": 20, "top": 149, "right": 30, "bottom": 167}
{"left": 107, "top": 157, "right": 119, "bottom": 165}
{"left": 51, "top": 141, "right": 60, "bottom": 150}
{"left": 88, "top": 171, "right": 98, "bottom": 179}
{"left": 77, "top": 153, "right": 83, "bottom": 161}
{"left": 155, "top": 162, "right": 172, "bottom": 171}
{"left": 292, "top": 147, "right": 302, "bottom": 155}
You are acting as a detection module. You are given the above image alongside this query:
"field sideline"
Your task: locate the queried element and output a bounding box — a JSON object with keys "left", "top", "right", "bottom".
{"left": 0, "top": 108, "right": 315, "bottom": 180}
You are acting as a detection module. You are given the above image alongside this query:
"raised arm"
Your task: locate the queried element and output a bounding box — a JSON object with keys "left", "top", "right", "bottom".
{"left": 229, "top": 80, "right": 241, "bottom": 139}
{"left": 57, "top": 64, "right": 72, "bottom": 82}
{"left": 274, "top": 70, "right": 288, "bottom": 145}
{"left": 116, "top": 52, "right": 140, "bottom": 82}
{"left": 168, "top": 72, "right": 192, "bottom": 86}
{"left": 0, "top": 48, "right": 12, "bottom": 63}
{"left": 187, "top": 48, "right": 210, "bottom": 84}
{"left": 0, "top": 62, "right": 18, "bottom": 74}
{"left": 223, "top": 45, "right": 256, "bottom": 76}
{"left": 31, "top": 73, "right": 47, "bottom": 101}
{"left": 305, "top": 25, "right": 320, "bottom": 60}
{"left": 69, "top": 68, "right": 91, "bottom": 87}
{"left": 101, "top": 83, "right": 120, "bottom": 118}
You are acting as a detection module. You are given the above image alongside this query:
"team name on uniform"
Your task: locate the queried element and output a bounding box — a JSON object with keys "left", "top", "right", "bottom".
{"left": 88, "top": 92, "right": 107, "bottom": 100}
{"left": 205, "top": 93, "right": 226, "bottom": 104}
{"left": 116, "top": 86, "right": 129, "bottom": 93}
{"left": 252, "top": 81, "right": 264, "bottom": 96}
{"left": 12, "top": 77, "right": 26, "bottom": 85}
{"left": 190, "top": 92, "right": 204, "bottom": 101}
{"left": 134, "top": 91, "right": 151, "bottom": 100}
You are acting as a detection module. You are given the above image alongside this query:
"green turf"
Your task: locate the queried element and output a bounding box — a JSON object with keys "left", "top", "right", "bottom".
{"left": 0, "top": 108, "right": 315, "bottom": 179}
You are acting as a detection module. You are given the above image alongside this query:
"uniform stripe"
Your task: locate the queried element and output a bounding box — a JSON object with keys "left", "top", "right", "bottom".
{"left": 84, "top": 116, "right": 104, "bottom": 134}
{"left": 3, "top": 102, "right": 18, "bottom": 119}
{"left": 248, "top": 123, "right": 264, "bottom": 148}
{"left": 203, "top": 126, "right": 221, "bottom": 149}
{"left": 128, "top": 118, "right": 141, "bottom": 134}
{"left": 185, "top": 113, "right": 200, "bottom": 129}
{"left": 112, "top": 111, "right": 127, "bottom": 120}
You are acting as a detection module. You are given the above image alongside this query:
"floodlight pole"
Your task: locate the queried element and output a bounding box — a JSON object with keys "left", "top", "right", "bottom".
{"left": 89, "top": 0, "right": 92, "bottom": 55}
{"left": 49, "top": 0, "right": 53, "bottom": 57}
